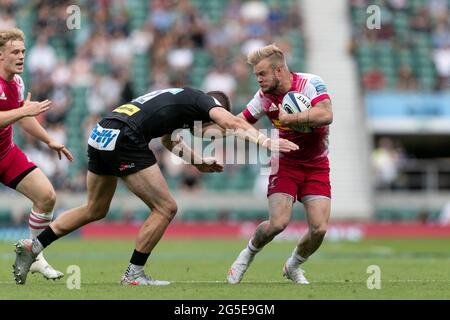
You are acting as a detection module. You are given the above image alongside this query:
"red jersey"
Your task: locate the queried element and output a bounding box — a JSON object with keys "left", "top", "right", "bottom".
{"left": 242, "top": 72, "right": 331, "bottom": 168}
{"left": 0, "top": 74, "right": 25, "bottom": 160}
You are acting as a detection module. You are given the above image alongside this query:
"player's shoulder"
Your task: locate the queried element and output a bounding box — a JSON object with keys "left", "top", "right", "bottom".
{"left": 250, "top": 89, "right": 268, "bottom": 101}
{"left": 183, "top": 86, "right": 204, "bottom": 95}
{"left": 295, "top": 72, "right": 328, "bottom": 95}
{"left": 12, "top": 74, "right": 25, "bottom": 88}
{"left": 182, "top": 86, "right": 206, "bottom": 100}
{"left": 295, "top": 72, "right": 325, "bottom": 83}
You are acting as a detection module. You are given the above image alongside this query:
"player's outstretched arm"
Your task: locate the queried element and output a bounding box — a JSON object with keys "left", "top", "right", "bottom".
{"left": 0, "top": 92, "right": 51, "bottom": 128}
{"left": 209, "top": 107, "right": 299, "bottom": 153}
{"left": 190, "top": 113, "right": 251, "bottom": 138}
{"left": 18, "top": 116, "right": 73, "bottom": 161}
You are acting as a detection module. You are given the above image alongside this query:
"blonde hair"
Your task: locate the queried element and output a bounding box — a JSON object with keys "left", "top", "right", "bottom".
{"left": 0, "top": 28, "right": 25, "bottom": 49}
{"left": 247, "top": 43, "right": 286, "bottom": 69}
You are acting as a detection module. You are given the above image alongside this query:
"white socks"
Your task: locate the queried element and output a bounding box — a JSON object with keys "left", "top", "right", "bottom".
{"left": 238, "top": 238, "right": 261, "bottom": 262}
{"left": 29, "top": 210, "right": 53, "bottom": 238}
{"left": 287, "top": 249, "right": 308, "bottom": 268}
{"left": 29, "top": 210, "right": 52, "bottom": 257}
{"left": 247, "top": 239, "right": 261, "bottom": 254}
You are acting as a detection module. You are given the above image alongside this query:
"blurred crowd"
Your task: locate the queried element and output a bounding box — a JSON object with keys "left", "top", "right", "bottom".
{"left": 0, "top": 0, "right": 302, "bottom": 192}
{"left": 349, "top": 0, "right": 450, "bottom": 91}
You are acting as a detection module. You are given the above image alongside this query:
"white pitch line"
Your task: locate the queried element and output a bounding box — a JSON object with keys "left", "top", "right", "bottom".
{"left": 156, "top": 279, "right": 450, "bottom": 284}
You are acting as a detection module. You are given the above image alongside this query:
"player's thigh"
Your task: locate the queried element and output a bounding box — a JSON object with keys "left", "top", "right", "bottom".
{"left": 121, "top": 164, "right": 176, "bottom": 211}
{"left": 268, "top": 193, "right": 295, "bottom": 225}
{"left": 303, "top": 198, "right": 331, "bottom": 229}
{"left": 86, "top": 171, "right": 118, "bottom": 211}
{"left": 15, "top": 168, "right": 55, "bottom": 203}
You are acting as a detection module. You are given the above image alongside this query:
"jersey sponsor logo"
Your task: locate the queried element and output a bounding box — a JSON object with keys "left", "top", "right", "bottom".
{"left": 310, "top": 77, "right": 327, "bottom": 94}
{"left": 88, "top": 124, "right": 120, "bottom": 151}
{"left": 272, "top": 119, "right": 292, "bottom": 131}
{"left": 113, "top": 104, "right": 141, "bottom": 116}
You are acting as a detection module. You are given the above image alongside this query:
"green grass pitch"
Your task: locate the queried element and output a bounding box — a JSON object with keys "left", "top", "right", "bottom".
{"left": 1, "top": 238, "right": 449, "bottom": 299}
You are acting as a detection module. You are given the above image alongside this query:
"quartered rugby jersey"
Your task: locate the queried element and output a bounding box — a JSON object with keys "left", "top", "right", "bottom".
{"left": 242, "top": 72, "right": 331, "bottom": 166}
{"left": 0, "top": 74, "right": 25, "bottom": 159}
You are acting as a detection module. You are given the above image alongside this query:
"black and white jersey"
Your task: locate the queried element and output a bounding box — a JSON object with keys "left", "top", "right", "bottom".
{"left": 104, "top": 87, "right": 220, "bottom": 142}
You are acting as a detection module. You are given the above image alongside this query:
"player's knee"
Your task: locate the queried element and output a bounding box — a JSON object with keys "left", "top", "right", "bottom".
{"left": 86, "top": 202, "right": 109, "bottom": 222}
{"left": 310, "top": 224, "right": 327, "bottom": 239}
{"left": 270, "top": 220, "right": 289, "bottom": 234}
{"left": 159, "top": 200, "right": 178, "bottom": 221}
{"left": 35, "top": 189, "right": 56, "bottom": 211}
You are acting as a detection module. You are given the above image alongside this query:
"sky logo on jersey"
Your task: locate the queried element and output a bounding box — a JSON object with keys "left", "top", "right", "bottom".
{"left": 310, "top": 77, "right": 327, "bottom": 94}
{"left": 113, "top": 104, "right": 141, "bottom": 116}
{"left": 88, "top": 124, "right": 120, "bottom": 151}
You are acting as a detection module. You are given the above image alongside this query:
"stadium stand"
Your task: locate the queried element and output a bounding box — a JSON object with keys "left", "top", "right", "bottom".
{"left": 0, "top": 0, "right": 305, "bottom": 223}
{"left": 3, "top": 0, "right": 449, "bottom": 224}
{"left": 348, "top": 0, "right": 450, "bottom": 222}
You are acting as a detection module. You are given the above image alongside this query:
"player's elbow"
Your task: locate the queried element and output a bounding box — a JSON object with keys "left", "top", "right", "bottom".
{"left": 318, "top": 110, "right": 333, "bottom": 126}
{"left": 323, "top": 113, "right": 333, "bottom": 126}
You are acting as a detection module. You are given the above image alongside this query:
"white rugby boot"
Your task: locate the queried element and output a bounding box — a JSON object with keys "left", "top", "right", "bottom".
{"left": 30, "top": 252, "right": 64, "bottom": 280}
{"left": 283, "top": 262, "right": 310, "bottom": 284}
{"left": 227, "top": 248, "right": 255, "bottom": 284}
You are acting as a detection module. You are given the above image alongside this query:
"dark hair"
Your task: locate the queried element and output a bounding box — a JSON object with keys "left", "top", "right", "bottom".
{"left": 207, "top": 91, "right": 231, "bottom": 112}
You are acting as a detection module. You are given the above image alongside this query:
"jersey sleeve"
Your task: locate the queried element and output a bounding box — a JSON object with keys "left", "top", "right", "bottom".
{"left": 242, "top": 90, "right": 266, "bottom": 124}
{"left": 15, "top": 75, "right": 25, "bottom": 107}
{"left": 303, "top": 76, "right": 331, "bottom": 106}
{"left": 195, "top": 91, "right": 222, "bottom": 121}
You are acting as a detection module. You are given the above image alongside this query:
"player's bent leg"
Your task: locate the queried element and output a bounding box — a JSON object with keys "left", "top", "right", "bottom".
{"left": 15, "top": 168, "right": 64, "bottom": 280}
{"left": 227, "top": 193, "right": 294, "bottom": 284}
{"left": 122, "top": 164, "right": 178, "bottom": 253}
{"left": 13, "top": 172, "right": 118, "bottom": 285}
{"left": 298, "top": 197, "right": 330, "bottom": 258}
{"left": 252, "top": 193, "right": 294, "bottom": 248}
{"left": 283, "top": 197, "right": 330, "bottom": 284}
{"left": 120, "top": 164, "right": 175, "bottom": 285}
{"left": 15, "top": 168, "right": 56, "bottom": 214}
{"left": 51, "top": 172, "right": 118, "bottom": 235}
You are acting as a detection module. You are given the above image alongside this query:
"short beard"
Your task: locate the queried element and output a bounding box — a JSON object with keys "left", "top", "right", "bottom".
{"left": 262, "top": 77, "right": 280, "bottom": 94}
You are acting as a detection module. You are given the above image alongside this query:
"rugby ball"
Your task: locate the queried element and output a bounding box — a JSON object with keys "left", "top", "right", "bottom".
{"left": 282, "top": 91, "right": 311, "bottom": 114}
{"left": 281, "top": 92, "right": 312, "bottom": 132}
